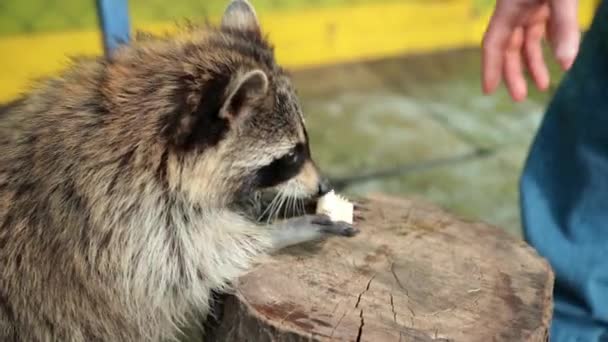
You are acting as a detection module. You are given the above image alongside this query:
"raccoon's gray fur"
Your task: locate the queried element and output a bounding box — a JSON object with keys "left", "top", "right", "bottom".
{"left": 0, "top": 1, "right": 357, "bottom": 341}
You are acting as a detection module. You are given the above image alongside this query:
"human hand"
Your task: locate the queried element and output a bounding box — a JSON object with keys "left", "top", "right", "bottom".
{"left": 482, "top": 0, "right": 580, "bottom": 101}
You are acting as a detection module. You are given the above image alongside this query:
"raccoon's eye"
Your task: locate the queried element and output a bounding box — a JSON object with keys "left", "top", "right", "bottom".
{"left": 285, "top": 151, "right": 297, "bottom": 164}
{"left": 284, "top": 143, "right": 307, "bottom": 166}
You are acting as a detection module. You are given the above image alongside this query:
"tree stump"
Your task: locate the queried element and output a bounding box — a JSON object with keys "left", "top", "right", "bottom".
{"left": 209, "top": 194, "right": 554, "bottom": 341}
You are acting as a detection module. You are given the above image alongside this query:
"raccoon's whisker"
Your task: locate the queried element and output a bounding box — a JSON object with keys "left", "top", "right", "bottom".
{"left": 286, "top": 190, "right": 295, "bottom": 219}
{"left": 296, "top": 197, "right": 305, "bottom": 217}
{"left": 258, "top": 197, "right": 273, "bottom": 221}
{"left": 283, "top": 195, "right": 289, "bottom": 220}
{"left": 291, "top": 187, "right": 299, "bottom": 217}
{"left": 275, "top": 188, "right": 288, "bottom": 222}
{"left": 266, "top": 194, "right": 277, "bottom": 223}
{"left": 267, "top": 195, "right": 282, "bottom": 223}
{"left": 277, "top": 190, "right": 287, "bottom": 221}
{"left": 265, "top": 188, "right": 285, "bottom": 224}
{"left": 259, "top": 191, "right": 280, "bottom": 222}
{"left": 291, "top": 184, "right": 303, "bottom": 217}
{"left": 289, "top": 187, "right": 297, "bottom": 218}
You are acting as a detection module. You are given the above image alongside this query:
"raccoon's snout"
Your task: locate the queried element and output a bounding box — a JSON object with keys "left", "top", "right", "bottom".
{"left": 291, "top": 159, "right": 330, "bottom": 199}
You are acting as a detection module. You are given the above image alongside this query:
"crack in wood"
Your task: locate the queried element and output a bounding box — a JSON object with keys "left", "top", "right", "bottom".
{"left": 390, "top": 263, "right": 407, "bottom": 296}
{"left": 407, "top": 306, "right": 416, "bottom": 326}
{"left": 390, "top": 293, "right": 397, "bottom": 323}
{"left": 390, "top": 262, "right": 416, "bottom": 327}
{"left": 355, "top": 275, "right": 375, "bottom": 309}
{"left": 329, "top": 310, "right": 347, "bottom": 339}
{"left": 330, "top": 298, "right": 343, "bottom": 316}
{"left": 352, "top": 276, "right": 374, "bottom": 341}
{"left": 356, "top": 309, "right": 364, "bottom": 342}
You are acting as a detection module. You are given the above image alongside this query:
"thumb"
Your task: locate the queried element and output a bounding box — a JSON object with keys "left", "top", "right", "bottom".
{"left": 548, "top": 0, "right": 580, "bottom": 70}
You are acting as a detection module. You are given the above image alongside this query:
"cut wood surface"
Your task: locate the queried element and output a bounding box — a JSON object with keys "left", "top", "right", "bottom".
{"left": 210, "top": 194, "right": 554, "bottom": 341}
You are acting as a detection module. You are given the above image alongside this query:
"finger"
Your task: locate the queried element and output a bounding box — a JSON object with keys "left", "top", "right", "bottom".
{"left": 482, "top": 5, "right": 519, "bottom": 94}
{"left": 311, "top": 214, "right": 333, "bottom": 226}
{"left": 548, "top": 0, "right": 580, "bottom": 70}
{"left": 524, "top": 23, "right": 550, "bottom": 91}
{"left": 504, "top": 27, "right": 527, "bottom": 101}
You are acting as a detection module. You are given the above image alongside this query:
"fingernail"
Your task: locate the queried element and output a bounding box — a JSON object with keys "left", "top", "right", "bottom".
{"left": 538, "top": 78, "right": 550, "bottom": 91}
{"left": 560, "top": 58, "right": 574, "bottom": 70}
{"left": 557, "top": 45, "right": 578, "bottom": 69}
{"left": 512, "top": 90, "right": 526, "bottom": 102}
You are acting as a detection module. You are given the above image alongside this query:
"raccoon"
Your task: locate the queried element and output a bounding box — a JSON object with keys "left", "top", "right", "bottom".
{"left": 0, "top": 1, "right": 358, "bottom": 341}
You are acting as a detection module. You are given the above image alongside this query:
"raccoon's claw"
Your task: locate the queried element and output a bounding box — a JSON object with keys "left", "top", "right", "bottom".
{"left": 310, "top": 214, "right": 359, "bottom": 237}
{"left": 324, "top": 223, "right": 359, "bottom": 237}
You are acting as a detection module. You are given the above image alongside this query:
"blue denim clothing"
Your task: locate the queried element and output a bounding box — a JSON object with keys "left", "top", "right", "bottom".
{"left": 521, "top": 1, "right": 608, "bottom": 340}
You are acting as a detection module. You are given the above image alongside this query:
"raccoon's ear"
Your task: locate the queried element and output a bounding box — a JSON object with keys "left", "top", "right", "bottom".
{"left": 221, "top": 0, "right": 261, "bottom": 35}
{"left": 220, "top": 69, "right": 269, "bottom": 123}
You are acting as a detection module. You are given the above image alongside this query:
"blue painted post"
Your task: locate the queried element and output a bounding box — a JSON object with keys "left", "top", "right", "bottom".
{"left": 96, "top": 0, "right": 131, "bottom": 56}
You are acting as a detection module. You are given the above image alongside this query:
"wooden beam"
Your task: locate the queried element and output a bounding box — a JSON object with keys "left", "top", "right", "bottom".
{"left": 96, "top": 0, "right": 131, "bottom": 56}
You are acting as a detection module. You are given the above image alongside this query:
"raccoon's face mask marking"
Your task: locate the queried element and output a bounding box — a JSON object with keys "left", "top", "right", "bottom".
{"left": 255, "top": 143, "right": 308, "bottom": 189}
{"left": 252, "top": 140, "right": 330, "bottom": 199}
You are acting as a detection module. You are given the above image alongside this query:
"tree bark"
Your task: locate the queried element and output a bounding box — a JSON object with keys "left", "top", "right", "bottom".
{"left": 209, "top": 194, "right": 553, "bottom": 341}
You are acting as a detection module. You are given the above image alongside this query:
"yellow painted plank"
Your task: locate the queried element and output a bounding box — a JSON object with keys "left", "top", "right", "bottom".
{"left": 0, "top": 31, "right": 103, "bottom": 99}
{"left": 0, "top": 1, "right": 598, "bottom": 102}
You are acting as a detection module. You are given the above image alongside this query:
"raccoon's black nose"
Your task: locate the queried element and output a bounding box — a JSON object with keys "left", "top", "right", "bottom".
{"left": 318, "top": 178, "right": 332, "bottom": 197}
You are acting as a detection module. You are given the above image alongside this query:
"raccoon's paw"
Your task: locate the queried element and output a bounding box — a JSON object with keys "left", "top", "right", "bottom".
{"left": 269, "top": 214, "right": 359, "bottom": 252}
{"left": 310, "top": 214, "right": 359, "bottom": 237}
